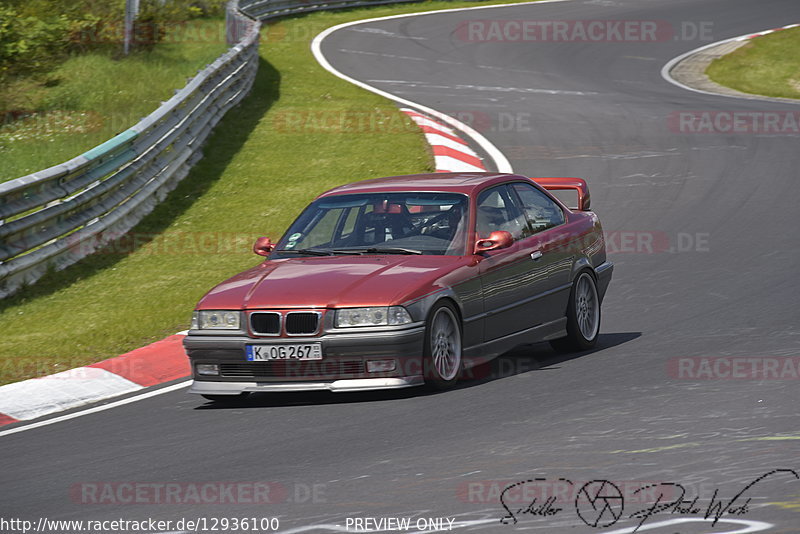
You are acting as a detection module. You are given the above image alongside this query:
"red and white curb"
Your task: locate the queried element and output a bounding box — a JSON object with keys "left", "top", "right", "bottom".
{"left": 0, "top": 108, "right": 486, "bottom": 430}
{"left": 0, "top": 70, "right": 495, "bottom": 431}
{"left": 0, "top": 334, "right": 189, "bottom": 426}
{"left": 400, "top": 108, "right": 487, "bottom": 173}
{"left": 737, "top": 23, "right": 799, "bottom": 40}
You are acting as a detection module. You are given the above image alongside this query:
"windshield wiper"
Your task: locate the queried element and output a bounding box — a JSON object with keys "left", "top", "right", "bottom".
{"left": 275, "top": 248, "right": 365, "bottom": 256}
{"left": 277, "top": 247, "right": 423, "bottom": 256}
{"left": 274, "top": 248, "right": 334, "bottom": 256}
{"left": 336, "top": 247, "right": 423, "bottom": 255}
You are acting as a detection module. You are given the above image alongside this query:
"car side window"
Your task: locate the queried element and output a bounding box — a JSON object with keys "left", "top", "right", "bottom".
{"left": 510, "top": 183, "right": 565, "bottom": 236}
{"left": 476, "top": 185, "right": 526, "bottom": 240}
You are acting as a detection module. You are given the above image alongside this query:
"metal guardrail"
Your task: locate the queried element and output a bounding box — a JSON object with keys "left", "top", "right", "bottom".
{"left": 0, "top": 2, "right": 261, "bottom": 298}
{"left": 238, "top": 0, "right": 418, "bottom": 20}
{"left": 0, "top": 0, "right": 422, "bottom": 298}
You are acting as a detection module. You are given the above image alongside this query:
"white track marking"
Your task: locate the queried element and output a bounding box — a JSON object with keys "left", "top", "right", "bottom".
{"left": 424, "top": 133, "right": 473, "bottom": 152}
{"left": 434, "top": 156, "right": 486, "bottom": 173}
{"left": 337, "top": 48, "right": 427, "bottom": 61}
{"left": 1, "top": 0, "right": 561, "bottom": 435}
{"left": 277, "top": 518, "right": 497, "bottom": 533}
{"left": 449, "top": 83, "right": 597, "bottom": 96}
{"left": 0, "top": 368, "right": 142, "bottom": 420}
{"left": 367, "top": 79, "right": 597, "bottom": 95}
{"left": 0, "top": 380, "right": 189, "bottom": 438}
{"left": 162, "top": 516, "right": 775, "bottom": 534}
{"left": 3, "top": 0, "right": 566, "bottom": 437}
{"left": 402, "top": 112, "right": 459, "bottom": 135}
{"left": 312, "top": 1, "right": 585, "bottom": 173}
{"left": 661, "top": 26, "right": 800, "bottom": 103}
{"left": 599, "top": 517, "right": 773, "bottom": 534}
{"left": 310, "top": 4, "right": 589, "bottom": 173}
{"left": 348, "top": 27, "right": 428, "bottom": 40}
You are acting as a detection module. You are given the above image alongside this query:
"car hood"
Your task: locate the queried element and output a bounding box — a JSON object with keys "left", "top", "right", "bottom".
{"left": 197, "top": 255, "right": 471, "bottom": 309}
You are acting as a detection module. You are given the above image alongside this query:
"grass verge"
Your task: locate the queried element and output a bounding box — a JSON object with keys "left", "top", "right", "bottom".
{"left": 0, "top": 19, "right": 229, "bottom": 182}
{"left": 706, "top": 27, "right": 800, "bottom": 99}
{"left": 0, "top": 0, "right": 532, "bottom": 385}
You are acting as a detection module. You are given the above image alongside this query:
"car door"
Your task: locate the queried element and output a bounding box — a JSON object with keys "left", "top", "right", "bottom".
{"left": 477, "top": 184, "right": 562, "bottom": 342}
{"left": 508, "top": 181, "right": 574, "bottom": 325}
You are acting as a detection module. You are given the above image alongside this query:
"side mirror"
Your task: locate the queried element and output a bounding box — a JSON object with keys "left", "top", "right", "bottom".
{"left": 474, "top": 231, "right": 514, "bottom": 254}
{"left": 253, "top": 236, "right": 275, "bottom": 256}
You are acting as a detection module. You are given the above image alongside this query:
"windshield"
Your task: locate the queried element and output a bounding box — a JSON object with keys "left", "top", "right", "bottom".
{"left": 272, "top": 192, "right": 470, "bottom": 256}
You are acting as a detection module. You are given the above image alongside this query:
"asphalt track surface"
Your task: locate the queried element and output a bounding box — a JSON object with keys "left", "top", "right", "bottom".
{"left": 4, "top": 0, "right": 800, "bottom": 533}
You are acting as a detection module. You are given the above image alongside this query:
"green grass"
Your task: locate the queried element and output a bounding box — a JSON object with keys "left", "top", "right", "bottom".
{"left": 0, "top": 0, "right": 534, "bottom": 385}
{"left": 0, "top": 19, "right": 229, "bottom": 181}
{"left": 707, "top": 27, "right": 800, "bottom": 99}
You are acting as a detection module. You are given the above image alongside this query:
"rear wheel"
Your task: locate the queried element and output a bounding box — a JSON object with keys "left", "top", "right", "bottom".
{"left": 423, "top": 302, "right": 463, "bottom": 390}
{"left": 550, "top": 271, "right": 600, "bottom": 353}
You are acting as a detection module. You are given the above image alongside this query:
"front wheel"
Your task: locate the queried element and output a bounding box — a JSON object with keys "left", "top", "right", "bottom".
{"left": 550, "top": 271, "right": 600, "bottom": 353}
{"left": 423, "top": 302, "right": 463, "bottom": 390}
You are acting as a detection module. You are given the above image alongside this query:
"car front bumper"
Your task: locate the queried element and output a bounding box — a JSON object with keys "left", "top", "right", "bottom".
{"left": 184, "top": 323, "right": 426, "bottom": 395}
{"left": 189, "top": 376, "right": 424, "bottom": 394}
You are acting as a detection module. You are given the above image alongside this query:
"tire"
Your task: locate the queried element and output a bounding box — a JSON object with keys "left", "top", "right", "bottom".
{"left": 423, "top": 301, "right": 463, "bottom": 390}
{"left": 201, "top": 393, "right": 250, "bottom": 403}
{"left": 550, "top": 271, "right": 600, "bottom": 353}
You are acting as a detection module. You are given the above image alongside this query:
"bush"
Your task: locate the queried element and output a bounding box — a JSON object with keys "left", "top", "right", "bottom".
{"left": 0, "top": 7, "right": 70, "bottom": 78}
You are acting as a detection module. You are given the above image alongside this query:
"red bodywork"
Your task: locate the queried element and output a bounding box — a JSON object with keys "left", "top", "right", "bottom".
{"left": 196, "top": 173, "right": 596, "bottom": 312}
{"left": 186, "top": 172, "right": 612, "bottom": 395}
{"left": 198, "top": 254, "right": 475, "bottom": 310}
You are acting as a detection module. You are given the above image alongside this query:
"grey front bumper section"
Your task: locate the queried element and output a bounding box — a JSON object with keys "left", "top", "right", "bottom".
{"left": 190, "top": 376, "right": 425, "bottom": 395}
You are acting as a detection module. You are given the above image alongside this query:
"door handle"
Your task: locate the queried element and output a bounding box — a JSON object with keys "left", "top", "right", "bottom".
{"left": 530, "top": 250, "right": 543, "bottom": 261}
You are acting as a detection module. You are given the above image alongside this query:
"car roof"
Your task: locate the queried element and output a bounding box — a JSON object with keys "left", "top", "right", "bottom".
{"left": 317, "top": 172, "right": 531, "bottom": 198}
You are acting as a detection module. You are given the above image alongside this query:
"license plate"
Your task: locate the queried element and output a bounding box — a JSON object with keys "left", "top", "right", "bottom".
{"left": 246, "top": 343, "right": 323, "bottom": 361}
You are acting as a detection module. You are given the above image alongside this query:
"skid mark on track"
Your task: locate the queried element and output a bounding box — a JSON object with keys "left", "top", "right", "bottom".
{"left": 347, "top": 27, "right": 428, "bottom": 40}
{"left": 767, "top": 498, "right": 800, "bottom": 510}
{"left": 737, "top": 435, "right": 800, "bottom": 442}
{"left": 609, "top": 442, "right": 701, "bottom": 454}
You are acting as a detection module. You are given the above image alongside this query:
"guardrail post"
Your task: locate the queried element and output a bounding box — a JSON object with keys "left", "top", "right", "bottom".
{"left": 124, "top": 0, "right": 140, "bottom": 56}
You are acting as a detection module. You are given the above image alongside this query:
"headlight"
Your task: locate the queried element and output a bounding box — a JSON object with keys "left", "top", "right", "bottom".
{"left": 192, "top": 310, "right": 242, "bottom": 330}
{"left": 335, "top": 306, "right": 412, "bottom": 328}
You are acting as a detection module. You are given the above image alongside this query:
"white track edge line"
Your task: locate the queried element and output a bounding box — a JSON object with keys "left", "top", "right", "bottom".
{"left": 2, "top": 0, "right": 568, "bottom": 437}
{"left": 0, "top": 380, "right": 190, "bottom": 438}
{"left": 309, "top": 2, "right": 583, "bottom": 173}
{"left": 660, "top": 25, "right": 800, "bottom": 104}
{"left": 600, "top": 517, "right": 773, "bottom": 534}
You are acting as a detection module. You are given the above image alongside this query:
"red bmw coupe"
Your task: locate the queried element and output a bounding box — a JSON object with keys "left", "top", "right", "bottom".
{"left": 184, "top": 173, "right": 613, "bottom": 400}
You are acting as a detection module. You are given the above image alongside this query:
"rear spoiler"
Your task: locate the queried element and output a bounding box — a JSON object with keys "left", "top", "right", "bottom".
{"left": 532, "top": 177, "right": 591, "bottom": 211}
